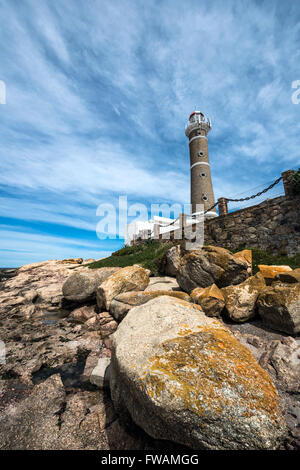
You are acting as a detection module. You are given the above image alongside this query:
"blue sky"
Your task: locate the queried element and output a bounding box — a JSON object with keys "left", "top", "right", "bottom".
{"left": 0, "top": 0, "right": 299, "bottom": 267}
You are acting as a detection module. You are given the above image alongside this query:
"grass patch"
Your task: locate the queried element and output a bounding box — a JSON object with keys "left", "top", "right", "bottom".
{"left": 87, "top": 240, "right": 173, "bottom": 275}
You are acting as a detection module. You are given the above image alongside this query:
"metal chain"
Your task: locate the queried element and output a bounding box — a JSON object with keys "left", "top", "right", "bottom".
{"left": 159, "top": 218, "right": 178, "bottom": 228}
{"left": 224, "top": 176, "right": 283, "bottom": 202}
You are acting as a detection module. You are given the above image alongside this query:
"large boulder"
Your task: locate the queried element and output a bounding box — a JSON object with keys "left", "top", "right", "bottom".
{"left": 110, "top": 296, "right": 286, "bottom": 450}
{"left": 62, "top": 267, "right": 120, "bottom": 302}
{"left": 96, "top": 266, "right": 150, "bottom": 310}
{"left": 110, "top": 291, "right": 190, "bottom": 322}
{"left": 190, "top": 284, "right": 225, "bottom": 317}
{"left": 221, "top": 273, "right": 266, "bottom": 323}
{"left": 257, "top": 283, "right": 300, "bottom": 335}
{"left": 177, "top": 246, "right": 249, "bottom": 293}
{"left": 160, "top": 245, "right": 182, "bottom": 277}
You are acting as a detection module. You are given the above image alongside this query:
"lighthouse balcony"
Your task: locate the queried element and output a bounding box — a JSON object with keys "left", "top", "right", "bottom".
{"left": 185, "top": 111, "right": 211, "bottom": 137}
{"left": 185, "top": 119, "right": 211, "bottom": 137}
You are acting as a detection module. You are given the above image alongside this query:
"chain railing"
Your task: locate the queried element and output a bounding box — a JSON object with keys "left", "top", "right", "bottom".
{"left": 150, "top": 171, "right": 294, "bottom": 236}
{"left": 224, "top": 176, "right": 283, "bottom": 203}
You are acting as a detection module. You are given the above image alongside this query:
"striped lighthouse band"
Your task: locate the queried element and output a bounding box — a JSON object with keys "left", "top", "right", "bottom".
{"left": 190, "top": 161, "right": 210, "bottom": 170}
{"left": 188, "top": 135, "right": 208, "bottom": 144}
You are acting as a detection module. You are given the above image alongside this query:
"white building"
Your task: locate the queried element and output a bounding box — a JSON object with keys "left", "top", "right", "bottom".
{"left": 125, "top": 214, "right": 201, "bottom": 246}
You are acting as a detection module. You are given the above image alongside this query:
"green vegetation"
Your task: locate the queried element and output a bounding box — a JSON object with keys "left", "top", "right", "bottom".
{"left": 87, "top": 240, "right": 173, "bottom": 275}
{"left": 291, "top": 168, "right": 300, "bottom": 194}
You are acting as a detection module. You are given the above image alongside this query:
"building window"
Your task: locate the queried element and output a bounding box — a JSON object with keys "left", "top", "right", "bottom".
{"left": 202, "top": 195, "right": 208, "bottom": 201}
{"left": 201, "top": 172, "right": 206, "bottom": 177}
{"left": 198, "top": 151, "right": 205, "bottom": 157}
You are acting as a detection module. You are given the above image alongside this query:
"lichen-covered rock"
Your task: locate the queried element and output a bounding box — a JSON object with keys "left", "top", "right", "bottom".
{"left": 257, "top": 283, "right": 300, "bottom": 334}
{"left": 190, "top": 284, "right": 225, "bottom": 317}
{"left": 160, "top": 245, "right": 182, "bottom": 277}
{"left": 273, "top": 268, "right": 300, "bottom": 284}
{"left": 221, "top": 273, "right": 266, "bottom": 323}
{"left": 110, "top": 296, "right": 286, "bottom": 450}
{"left": 177, "top": 245, "right": 249, "bottom": 293}
{"left": 110, "top": 290, "right": 190, "bottom": 321}
{"left": 258, "top": 265, "right": 292, "bottom": 285}
{"left": 62, "top": 267, "right": 120, "bottom": 302}
{"left": 96, "top": 266, "right": 149, "bottom": 310}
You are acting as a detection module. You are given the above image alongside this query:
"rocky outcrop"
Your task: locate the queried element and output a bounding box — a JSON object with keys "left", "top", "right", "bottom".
{"left": 257, "top": 283, "right": 300, "bottom": 335}
{"left": 1, "top": 255, "right": 299, "bottom": 450}
{"left": 226, "top": 326, "right": 300, "bottom": 450}
{"left": 81, "top": 311, "right": 118, "bottom": 338}
{"left": 177, "top": 246, "right": 249, "bottom": 293}
{"left": 259, "top": 337, "right": 300, "bottom": 394}
{"left": 62, "top": 267, "right": 120, "bottom": 303}
{"left": 110, "top": 296, "right": 286, "bottom": 450}
{"left": 160, "top": 245, "right": 182, "bottom": 277}
{"left": 190, "top": 284, "right": 225, "bottom": 317}
{"left": 96, "top": 266, "right": 149, "bottom": 310}
{"left": 110, "top": 291, "right": 190, "bottom": 322}
{"left": 0, "top": 374, "right": 146, "bottom": 450}
{"left": 221, "top": 273, "right": 266, "bottom": 323}
{"left": 0, "top": 374, "right": 66, "bottom": 449}
{"left": 0, "top": 259, "right": 85, "bottom": 319}
{"left": 69, "top": 305, "right": 96, "bottom": 323}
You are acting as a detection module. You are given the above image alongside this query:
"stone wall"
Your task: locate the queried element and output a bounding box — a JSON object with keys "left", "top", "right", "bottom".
{"left": 204, "top": 195, "right": 300, "bottom": 255}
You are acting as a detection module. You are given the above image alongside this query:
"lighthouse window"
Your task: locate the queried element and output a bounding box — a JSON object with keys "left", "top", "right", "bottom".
{"left": 198, "top": 151, "right": 205, "bottom": 157}
{"left": 202, "top": 195, "right": 208, "bottom": 201}
{"left": 201, "top": 172, "right": 207, "bottom": 177}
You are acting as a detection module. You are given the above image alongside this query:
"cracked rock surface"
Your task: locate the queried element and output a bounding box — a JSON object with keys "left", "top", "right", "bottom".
{"left": 0, "top": 259, "right": 299, "bottom": 450}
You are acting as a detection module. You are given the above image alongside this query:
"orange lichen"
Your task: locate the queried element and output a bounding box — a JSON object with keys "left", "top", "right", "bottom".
{"left": 140, "top": 327, "right": 281, "bottom": 424}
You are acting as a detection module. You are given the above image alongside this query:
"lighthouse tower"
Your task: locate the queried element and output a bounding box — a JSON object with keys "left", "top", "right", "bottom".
{"left": 185, "top": 111, "right": 217, "bottom": 218}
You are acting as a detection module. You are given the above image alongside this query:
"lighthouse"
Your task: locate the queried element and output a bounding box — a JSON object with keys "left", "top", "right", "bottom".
{"left": 185, "top": 111, "right": 217, "bottom": 218}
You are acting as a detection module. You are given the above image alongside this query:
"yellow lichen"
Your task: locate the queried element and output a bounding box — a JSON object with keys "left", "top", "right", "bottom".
{"left": 140, "top": 328, "right": 281, "bottom": 423}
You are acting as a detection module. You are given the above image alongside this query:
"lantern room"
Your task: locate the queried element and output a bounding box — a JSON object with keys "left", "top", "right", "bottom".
{"left": 185, "top": 110, "right": 211, "bottom": 138}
